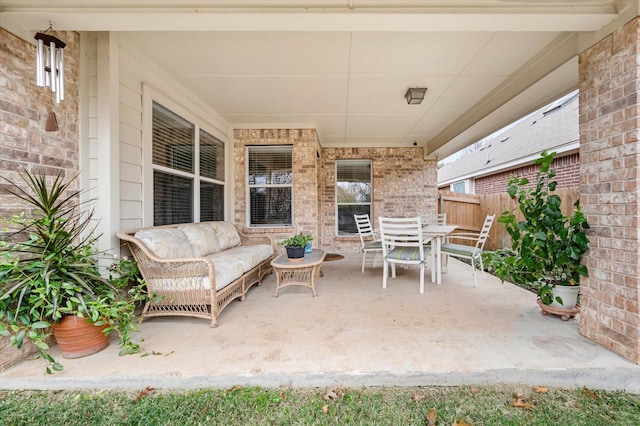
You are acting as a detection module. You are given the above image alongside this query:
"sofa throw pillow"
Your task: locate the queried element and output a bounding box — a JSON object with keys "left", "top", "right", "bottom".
{"left": 178, "top": 223, "right": 221, "bottom": 257}
{"left": 134, "top": 228, "right": 194, "bottom": 259}
{"left": 209, "top": 222, "right": 241, "bottom": 251}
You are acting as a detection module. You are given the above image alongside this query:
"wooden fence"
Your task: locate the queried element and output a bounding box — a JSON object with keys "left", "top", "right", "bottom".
{"left": 439, "top": 188, "right": 580, "bottom": 251}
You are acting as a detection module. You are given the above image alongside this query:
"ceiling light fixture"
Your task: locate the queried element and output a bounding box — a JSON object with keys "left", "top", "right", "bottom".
{"left": 404, "top": 87, "right": 427, "bottom": 105}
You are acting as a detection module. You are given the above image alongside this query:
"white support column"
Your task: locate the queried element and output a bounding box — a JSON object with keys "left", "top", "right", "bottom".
{"left": 95, "top": 32, "right": 120, "bottom": 257}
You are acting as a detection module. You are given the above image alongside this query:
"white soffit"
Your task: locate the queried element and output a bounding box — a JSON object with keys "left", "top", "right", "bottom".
{"left": 0, "top": 0, "right": 632, "bottom": 158}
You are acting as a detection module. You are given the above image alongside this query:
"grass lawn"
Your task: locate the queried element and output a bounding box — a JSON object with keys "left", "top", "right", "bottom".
{"left": 2, "top": 384, "right": 640, "bottom": 425}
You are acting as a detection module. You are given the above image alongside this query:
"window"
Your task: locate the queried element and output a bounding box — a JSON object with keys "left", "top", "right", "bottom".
{"left": 152, "top": 102, "right": 225, "bottom": 226}
{"left": 336, "top": 160, "right": 372, "bottom": 235}
{"left": 247, "top": 146, "right": 293, "bottom": 227}
{"left": 450, "top": 179, "right": 474, "bottom": 194}
{"left": 451, "top": 181, "right": 466, "bottom": 193}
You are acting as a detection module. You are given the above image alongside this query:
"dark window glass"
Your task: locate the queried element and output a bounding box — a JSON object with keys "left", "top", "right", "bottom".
{"left": 153, "top": 171, "right": 193, "bottom": 226}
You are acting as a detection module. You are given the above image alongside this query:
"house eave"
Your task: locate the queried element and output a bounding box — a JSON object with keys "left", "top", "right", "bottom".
{"left": 438, "top": 141, "right": 579, "bottom": 188}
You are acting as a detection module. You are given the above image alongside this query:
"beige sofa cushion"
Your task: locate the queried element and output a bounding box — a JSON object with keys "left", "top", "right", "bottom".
{"left": 209, "top": 222, "right": 241, "bottom": 251}
{"left": 151, "top": 257, "right": 244, "bottom": 291}
{"left": 207, "top": 244, "right": 273, "bottom": 274}
{"left": 178, "top": 223, "right": 221, "bottom": 257}
{"left": 208, "top": 260, "right": 245, "bottom": 290}
{"left": 134, "top": 228, "right": 193, "bottom": 259}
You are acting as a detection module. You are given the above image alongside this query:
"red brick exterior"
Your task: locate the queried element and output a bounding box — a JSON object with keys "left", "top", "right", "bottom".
{"left": 320, "top": 147, "right": 438, "bottom": 252}
{"left": 232, "top": 134, "right": 439, "bottom": 254}
{"left": 233, "top": 129, "right": 321, "bottom": 251}
{"left": 0, "top": 28, "right": 80, "bottom": 370}
{"left": 475, "top": 153, "right": 580, "bottom": 195}
{"left": 579, "top": 17, "right": 640, "bottom": 364}
{"left": 0, "top": 28, "right": 80, "bottom": 222}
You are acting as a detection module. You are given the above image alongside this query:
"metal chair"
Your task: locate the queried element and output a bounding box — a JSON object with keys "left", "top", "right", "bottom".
{"left": 422, "top": 213, "right": 447, "bottom": 226}
{"left": 378, "top": 216, "right": 431, "bottom": 293}
{"left": 440, "top": 214, "right": 495, "bottom": 288}
{"left": 354, "top": 214, "right": 382, "bottom": 272}
{"left": 422, "top": 213, "right": 447, "bottom": 268}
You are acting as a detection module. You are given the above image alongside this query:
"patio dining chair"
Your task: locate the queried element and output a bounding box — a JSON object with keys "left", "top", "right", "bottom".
{"left": 440, "top": 214, "right": 495, "bottom": 288}
{"left": 422, "top": 213, "right": 447, "bottom": 267}
{"left": 378, "top": 216, "right": 431, "bottom": 294}
{"left": 354, "top": 213, "right": 383, "bottom": 272}
{"left": 422, "top": 213, "right": 447, "bottom": 226}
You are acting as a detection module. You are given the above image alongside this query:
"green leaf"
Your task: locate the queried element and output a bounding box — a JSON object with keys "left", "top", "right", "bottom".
{"left": 576, "top": 265, "right": 589, "bottom": 277}
{"left": 13, "top": 330, "right": 25, "bottom": 349}
{"left": 31, "top": 321, "right": 51, "bottom": 329}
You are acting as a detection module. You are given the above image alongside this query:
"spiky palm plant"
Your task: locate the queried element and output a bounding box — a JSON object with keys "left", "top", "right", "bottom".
{"left": 0, "top": 170, "right": 141, "bottom": 373}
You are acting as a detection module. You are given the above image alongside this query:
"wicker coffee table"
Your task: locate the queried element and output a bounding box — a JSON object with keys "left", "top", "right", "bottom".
{"left": 271, "top": 249, "right": 325, "bottom": 297}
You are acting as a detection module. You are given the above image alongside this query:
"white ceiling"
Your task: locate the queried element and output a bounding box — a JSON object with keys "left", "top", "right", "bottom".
{"left": 0, "top": 1, "right": 635, "bottom": 159}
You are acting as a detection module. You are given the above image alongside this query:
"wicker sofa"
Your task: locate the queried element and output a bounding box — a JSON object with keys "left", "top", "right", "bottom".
{"left": 117, "top": 222, "right": 274, "bottom": 327}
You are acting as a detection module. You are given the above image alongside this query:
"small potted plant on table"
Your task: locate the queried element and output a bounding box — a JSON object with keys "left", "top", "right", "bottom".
{"left": 482, "top": 150, "right": 590, "bottom": 320}
{"left": 278, "top": 233, "right": 314, "bottom": 262}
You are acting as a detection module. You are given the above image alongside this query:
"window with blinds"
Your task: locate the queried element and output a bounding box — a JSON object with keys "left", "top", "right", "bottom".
{"left": 248, "top": 146, "right": 293, "bottom": 226}
{"left": 152, "top": 101, "right": 225, "bottom": 225}
{"left": 336, "top": 160, "right": 372, "bottom": 235}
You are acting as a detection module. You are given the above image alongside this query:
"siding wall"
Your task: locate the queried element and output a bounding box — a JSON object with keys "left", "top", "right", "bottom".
{"left": 93, "top": 35, "right": 231, "bottom": 253}
{"left": 117, "top": 44, "right": 145, "bottom": 233}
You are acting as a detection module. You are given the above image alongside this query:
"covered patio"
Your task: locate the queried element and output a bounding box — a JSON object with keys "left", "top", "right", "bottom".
{"left": 2, "top": 255, "right": 638, "bottom": 392}
{"left": 1, "top": 0, "right": 640, "bottom": 377}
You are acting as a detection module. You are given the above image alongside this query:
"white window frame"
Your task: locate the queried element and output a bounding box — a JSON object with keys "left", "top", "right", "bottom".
{"left": 142, "top": 85, "right": 227, "bottom": 226}
{"left": 450, "top": 179, "right": 475, "bottom": 194}
{"left": 335, "top": 159, "right": 372, "bottom": 236}
{"left": 246, "top": 145, "right": 294, "bottom": 228}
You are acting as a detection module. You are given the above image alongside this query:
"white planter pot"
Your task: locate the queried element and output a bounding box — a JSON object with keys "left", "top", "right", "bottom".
{"left": 549, "top": 285, "right": 579, "bottom": 309}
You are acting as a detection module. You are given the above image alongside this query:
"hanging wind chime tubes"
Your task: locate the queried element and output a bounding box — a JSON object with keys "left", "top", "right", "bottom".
{"left": 34, "top": 29, "right": 66, "bottom": 104}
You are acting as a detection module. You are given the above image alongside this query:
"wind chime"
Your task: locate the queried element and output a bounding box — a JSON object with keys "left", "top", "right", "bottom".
{"left": 34, "top": 25, "right": 66, "bottom": 131}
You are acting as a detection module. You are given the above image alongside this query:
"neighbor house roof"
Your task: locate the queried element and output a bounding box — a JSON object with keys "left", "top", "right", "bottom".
{"left": 438, "top": 91, "right": 579, "bottom": 187}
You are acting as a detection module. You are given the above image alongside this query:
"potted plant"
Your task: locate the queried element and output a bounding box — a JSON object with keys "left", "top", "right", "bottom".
{"left": 278, "top": 233, "right": 314, "bottom": 261}
{"left": 482, "top": 150, "right": 590, "bottom": 312}
{"left": 0, "top": 170, "right": 142, "bottom": 373}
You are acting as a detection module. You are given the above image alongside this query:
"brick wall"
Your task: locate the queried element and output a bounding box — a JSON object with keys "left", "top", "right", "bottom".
{"left": 0, "top": 28, "right": 80, "bottom": 222}
{"left": 0, "top": 28, "right": 79, "bottom": 370}
{"left": 475, "top": 153, "right": 580, "bottom": 195}
{"left": 579, "top": 17, "right": 640, "bottom": 364}
{"left": 231, "top": 137, "right": 438, "bottom": 254}
{"left": 320, "top": 147, "right": 438, "bottom": 252}
{"left": 233, "top": 129, "right": 320, "bottom": 251}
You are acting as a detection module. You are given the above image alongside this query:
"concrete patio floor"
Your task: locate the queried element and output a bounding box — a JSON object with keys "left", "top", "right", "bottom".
{"left": 2, "top": 252, "right": 639, "bottom": 392}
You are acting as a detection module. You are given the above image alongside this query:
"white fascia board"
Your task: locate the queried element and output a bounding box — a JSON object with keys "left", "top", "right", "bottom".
{"left": 0, "top": 9, "right": 619, "bottom": 32}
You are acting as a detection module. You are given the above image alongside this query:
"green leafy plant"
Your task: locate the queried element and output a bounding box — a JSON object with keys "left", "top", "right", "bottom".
{"left": 278, "top": 233, "right": 313, "bottom": 248}
{"left": 0, "top": 170, "right": 142, "bottom": 373}
{"left": 482, "top": 150, "right": 590, "bottom": 305}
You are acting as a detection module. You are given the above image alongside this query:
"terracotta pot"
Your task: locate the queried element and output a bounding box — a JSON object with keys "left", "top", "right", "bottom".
{"left": 53, "top": 315, "right": 110, "bottom": 359}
